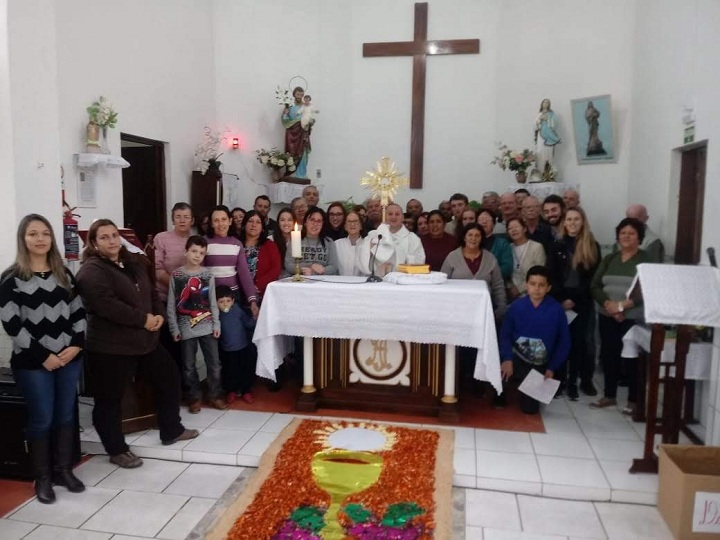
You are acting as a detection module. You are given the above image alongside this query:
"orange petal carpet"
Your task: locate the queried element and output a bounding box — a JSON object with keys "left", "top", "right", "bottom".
{"left": 204, "top": 418, "right": 454, "bottom": 540}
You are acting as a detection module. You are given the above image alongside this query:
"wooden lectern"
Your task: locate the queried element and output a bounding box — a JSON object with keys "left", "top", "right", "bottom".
{"left": 627, "top": 264, "right": 720, "bottom": 473}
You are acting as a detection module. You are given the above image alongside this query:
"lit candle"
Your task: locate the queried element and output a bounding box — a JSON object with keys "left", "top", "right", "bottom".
{"left": 291, "top": 223, "right": 302, "bottom": 258}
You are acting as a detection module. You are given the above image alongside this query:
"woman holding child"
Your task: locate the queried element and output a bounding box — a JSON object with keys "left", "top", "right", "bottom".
{"left": 76, "top": 219, "right": 197, "bottom": 470}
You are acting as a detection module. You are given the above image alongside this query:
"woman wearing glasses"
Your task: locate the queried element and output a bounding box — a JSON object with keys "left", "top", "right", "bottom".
{"left": 283, "top": 207, "right": 339, "bottom": 276}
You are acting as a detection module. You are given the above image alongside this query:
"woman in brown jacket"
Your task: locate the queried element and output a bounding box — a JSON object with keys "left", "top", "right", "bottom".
{"left": 76, "top": 219, "right": 197, "bottom": 469}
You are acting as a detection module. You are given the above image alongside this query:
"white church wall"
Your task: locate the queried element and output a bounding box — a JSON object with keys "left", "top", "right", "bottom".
{"left": 53, "top": 0, "right": 217, "bottom": 230}
{"left": 630, "top": 0, "right": 720, "bottom": 445}
{"left": 213, "top": 0, "right": 635, "bottom": 243}
{"left": 0, "top": 0, "right": 17, "bottom": 274}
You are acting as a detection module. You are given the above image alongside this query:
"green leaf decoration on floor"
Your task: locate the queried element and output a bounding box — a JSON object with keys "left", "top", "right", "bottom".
{"left": 381, "top": 502, "right": 425, "bottom": 527}
{"left": 290, "top": 505, "right": 325, "bottom": 532}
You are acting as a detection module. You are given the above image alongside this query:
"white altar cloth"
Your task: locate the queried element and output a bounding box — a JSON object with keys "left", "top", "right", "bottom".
{"left": 621, "top": 324, "right": 712, "bottom": 380}
{"left": 253, "top": 277, "right": 502, "bottom": 392}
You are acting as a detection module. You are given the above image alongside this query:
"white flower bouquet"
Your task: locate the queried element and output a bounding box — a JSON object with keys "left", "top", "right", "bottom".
{"left": 491, "top": 142, "right": 535, "bottom": 173}
{"left": 255, "top": 147, "right": 296, "bottom": 172}
{"left": 87, "top": 96, "right": 118, "bottom": 128}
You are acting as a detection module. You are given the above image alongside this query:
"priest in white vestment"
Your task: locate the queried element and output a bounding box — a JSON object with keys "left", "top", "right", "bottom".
{"left": 359, "top": 203, "right": 425, "bottom": 276}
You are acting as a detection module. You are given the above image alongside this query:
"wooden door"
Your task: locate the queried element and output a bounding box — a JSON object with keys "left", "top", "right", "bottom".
{"left": 674, "top": 142, "right": 707, "bottom": 264}
{"left": 121, "top": 134, "right": 166, "bottom": 243}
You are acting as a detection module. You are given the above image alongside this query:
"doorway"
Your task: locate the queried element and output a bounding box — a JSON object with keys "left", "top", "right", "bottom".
{"left": 120, "top": 133, "right": 166, "bottom": 244}
{"left": 674, "top": 140, "right": 707, "bottom": 264}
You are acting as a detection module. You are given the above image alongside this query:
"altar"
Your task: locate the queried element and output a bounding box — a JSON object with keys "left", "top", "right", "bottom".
{"left": 253, "top": 277, "right": 501, "bottom": 422}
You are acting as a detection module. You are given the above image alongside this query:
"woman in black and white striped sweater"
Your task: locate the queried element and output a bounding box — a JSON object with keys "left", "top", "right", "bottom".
{"left": 0, "top": 214, "right": 86, "bottom": 504}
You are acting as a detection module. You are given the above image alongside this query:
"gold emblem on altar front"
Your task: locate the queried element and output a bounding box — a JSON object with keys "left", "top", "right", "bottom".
{"left": 350, "top": 339, "right": 409, "bottom": 386}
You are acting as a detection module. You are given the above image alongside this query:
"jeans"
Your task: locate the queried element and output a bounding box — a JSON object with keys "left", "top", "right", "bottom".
{"left": 513, "top": 358, "right": 545, "bottom": 415}
{"left": 181, "top": 335, "right": 222, "bottom": 401}
{"left": 13, "top": 359, "right": 82, "bottom": 440}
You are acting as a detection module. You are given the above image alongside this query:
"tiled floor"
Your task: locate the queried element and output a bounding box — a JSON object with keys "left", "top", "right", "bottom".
{"left": 0, "top": 383, "right": 680, "bottom": 539}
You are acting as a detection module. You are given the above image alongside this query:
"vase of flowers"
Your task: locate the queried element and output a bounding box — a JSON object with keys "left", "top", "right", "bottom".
{"left": 491, "top": 142, "right": 535, "bottom": 184}
{"left": 194, "top": 127, "right": 228, "bottom": 175}
{"left": 255, "top": 147, "right": 296, "bottom": 182}
{"left": 86, "top": 96, "right": 118, "bottom": 154}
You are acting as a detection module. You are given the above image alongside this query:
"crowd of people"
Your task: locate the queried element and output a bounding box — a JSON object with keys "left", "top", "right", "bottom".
{"left": 0, "top": 182, "right": 665, "bottom": 502}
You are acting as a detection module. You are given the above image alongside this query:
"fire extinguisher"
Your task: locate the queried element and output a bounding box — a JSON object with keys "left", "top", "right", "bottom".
{"left": 63, "top": 205, "right": 80, "bottom": 261}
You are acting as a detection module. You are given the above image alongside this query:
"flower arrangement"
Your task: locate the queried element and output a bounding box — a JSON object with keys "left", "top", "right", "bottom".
{"left": 275, "top": 86, "right": 293, "bottom": 106}
{"left": 255, "top": 147, "right": 296, "bottom": 173}
{"left": 491, "top": 142, "right": 535, "bottom": 173}
{"left": 86, "top": 96, "right": 118, "bottom": 128}
{"left": 194, "top": 127, "right": 228, "bottom": 174}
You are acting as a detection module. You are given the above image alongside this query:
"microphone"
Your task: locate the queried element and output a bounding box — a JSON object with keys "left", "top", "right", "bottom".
{"left": 708, "top": 247, "right": 717, "bottom": 268}
{"left": 366, "top": 234, "right": 384, "bottom": 283}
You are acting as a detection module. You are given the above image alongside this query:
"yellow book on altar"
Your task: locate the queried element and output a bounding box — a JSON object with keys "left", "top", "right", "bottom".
{"left": 397, "top": 264, "right": 431, "bottom": 274}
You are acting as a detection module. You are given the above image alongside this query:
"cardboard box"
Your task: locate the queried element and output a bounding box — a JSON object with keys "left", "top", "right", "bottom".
{"left": 658, "top": 445, "right": 720, "bottom": 539}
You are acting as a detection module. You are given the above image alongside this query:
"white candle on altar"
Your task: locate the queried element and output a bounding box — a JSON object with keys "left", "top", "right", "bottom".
{"left": 291, "top": 224, "right": 302, "bottom": 258}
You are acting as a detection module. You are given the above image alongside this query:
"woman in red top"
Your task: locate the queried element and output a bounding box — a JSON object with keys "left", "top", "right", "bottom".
{"left": 239, "top": 210, "right": 281, "bottom": 301}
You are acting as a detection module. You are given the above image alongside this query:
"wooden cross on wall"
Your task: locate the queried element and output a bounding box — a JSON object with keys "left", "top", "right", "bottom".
{"left": 363, "top": 2, "right": 480, "bottom": 189}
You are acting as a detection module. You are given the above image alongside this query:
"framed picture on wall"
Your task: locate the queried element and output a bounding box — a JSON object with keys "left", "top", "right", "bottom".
{"left": 570, "top": 94, "right": 616, "bottom": 164}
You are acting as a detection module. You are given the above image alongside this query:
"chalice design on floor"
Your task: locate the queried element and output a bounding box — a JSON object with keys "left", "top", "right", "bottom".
{"left": 311, "top": 423, "right": 396, "bottom": 539}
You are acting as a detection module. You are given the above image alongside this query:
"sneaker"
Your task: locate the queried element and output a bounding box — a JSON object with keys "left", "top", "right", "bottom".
{"left": 242, "top": 392, "right": 255, "bottom": 404}
{"left": 110, "top": 451, "right": 143, "bottom": 469}
{"left": 162, "top": 428, "right": 200, "bottom": 446}
{"left": 589, "top": 397, "right": 617, "bottom": 409}
{"left": 226, "top": 392, "right": 238, "bottom": 404}
{"left": 567, "top": 383, "right": 579, "bottom": 401}
{"left": 210, "top": 398, "right": 228, "bottom": 410}
{"left": 621, "top": 402, "right": 637, "bottom": 416}
{"left": 580, "top": 380, "right": 598, "bottom": 396}
{"left": 188, "top": 400, "right": 202, "bottom": 414}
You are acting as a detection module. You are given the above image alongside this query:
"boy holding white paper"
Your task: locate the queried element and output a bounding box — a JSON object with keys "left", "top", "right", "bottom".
{"left": 500, "top": 265, "right": 571, "bottom": 414}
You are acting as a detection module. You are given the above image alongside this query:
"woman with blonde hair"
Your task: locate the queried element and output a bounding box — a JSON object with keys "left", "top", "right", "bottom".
{"left": 0, "top": 214, "right": 86, "bottom": 503}
{"left": 547, "top": 206, "right": 600, "bottom": 400}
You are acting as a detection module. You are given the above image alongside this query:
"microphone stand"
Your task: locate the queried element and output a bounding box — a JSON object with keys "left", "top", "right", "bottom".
{"left": 366, "top": 233, "right": 384, "bottom": 283}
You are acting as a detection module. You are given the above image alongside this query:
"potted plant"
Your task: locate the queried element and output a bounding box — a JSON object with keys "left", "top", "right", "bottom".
{"left": 491, "top": 142, "right": 536, "bottom": 183}
{"left": 194, "top": 127, "right": 228, "bottom": 177}
{"left": 255, "top": 147, "right": 296, "bottom": 181}
{"left": 86, "top": 96, "right": 118, "bottom": 153}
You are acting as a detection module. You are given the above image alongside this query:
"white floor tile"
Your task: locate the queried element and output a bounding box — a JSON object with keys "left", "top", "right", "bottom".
{"left": 455, "top": 448, "right": 476, "bottom": 476}
{"left": 239, "top": 432, "right": 277, "bottom": 457}
{"left": 465, "top": 525, "right": 484, "bottom": 539}
{"left": 259, "top": 413, "right": 294, "bottom": 433}
{"left": 518, "top": 494, "right": 605, "bottom": 538}
{"left": 483, "top": 529, "right": 568, "bottom": 540}
{"left": 72, "top": 456, "right": 119, "bottom": 487}
{"left": 22, "top": 524, "right": 112, "bottom": 539}
{"left": 156, "top": 497, "right": 216, "bottom": 540}
{"left": 130, "top": 445, "right": 183, "bottom": 462}
{"left": 178, "top": 407, "right": 226, "bottom": 429}
{"left": 537, "top": 455, "right": 609, "bottom": 489}
{"left": 595, "top": 501, "right": 673, "bottom": 539}
{"left": 0, "top": 519, "right": 39, "bottom": 539}
{"left": 530, "top": 433, "right": 594, "bottom": 459}
{"left": 109, "top": 536, "right": 155, "bottom": 540}
{"left": 81, "top": 441, "right": 107, "bottom": 456}
{"left": 542, "top": 398, "right": 573, "bottom": 417}
{"left": 465, "top": 489, "right": 520, "bottom": 530}
{"left": 476, "top": 450, "right": 540, "bottom": 482}
{"left": 443, "top": 426, "right": 475, "bottom": 449}
{"left": 182, "top": 428, "right": 254, "bottom": 454}
{"left": 475, "top": 430, "right": 534, "bottom": 454}
{"left": 599, "top": 460, "right": 659, "bottom": 493}
{"left": 587, "top": 437, "right": 644, "bottom": 462}
{"left": 97, "top": 459, "right": 189, "bottom": 494}
{"left": 236, "top": 454, "right": 260, "bottom": 467}
{"left": 80, "top": 490, "right": 188, "bottom": 537}
{"left": 8, "top": 487, "right": 119, "bottom": 529}
{"left": 541, "top": 483, "right": 611, "bottom": 502}
{"left": 475, "top": 478, "right": 542, "bottom": 496}
{"left": 80, "top": 428, "right": 102, "bottom": 443}
{"left": 610, "top": 490, "right": 657, "bottom": 506}
{"left": 183, "top": 450, "right": 237, "bottom": 466}
{"left": 453, "top": 474, "right": 476, "bottom": 488}
{"left": 580, "top": 421, "right": 641, "bottom": 441}
{"left": 131, "top": 430, "right": 193, "bottom": 450}
{"left": 164, "top": 463, "right": 243, "bottom": 498}
{"left": 208, "top": 410, "right": 273, "bottom": 431}
{"left": 124, "top": 430, "right": 149, "bottom": 444}
{"left": 541, "top": 417, "right": 583, "bottom": 434}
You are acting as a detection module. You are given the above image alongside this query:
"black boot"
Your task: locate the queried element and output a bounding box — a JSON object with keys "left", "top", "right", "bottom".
{"left": 52, "top": 426, "right": 85, "bottom": 493}
{"left": 29, "top": 437, "right": 56, "bottom": 504}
